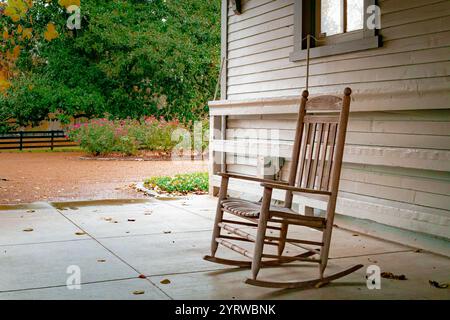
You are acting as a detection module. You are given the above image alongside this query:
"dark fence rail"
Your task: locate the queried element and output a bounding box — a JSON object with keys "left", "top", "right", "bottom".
{"left": 0, "top": 130, "right": 78, "bottom": 151}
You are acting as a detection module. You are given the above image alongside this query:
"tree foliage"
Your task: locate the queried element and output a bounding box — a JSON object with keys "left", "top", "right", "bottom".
{"left": 0, "top": 0, "right": 221, "bottom": 130}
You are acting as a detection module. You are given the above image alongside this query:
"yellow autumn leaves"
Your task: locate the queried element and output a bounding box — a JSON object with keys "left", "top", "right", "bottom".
{"left": 3, "top": 0, "right": 33, "bottom": 23}
{"left": 44, "top": 23, "right": 58, "bottom": 41}
{"left": 1, "top": 1, "right": 82, "bottom": 93}
{"left": 58, "top": 0, "right": 81, "bottom": 8}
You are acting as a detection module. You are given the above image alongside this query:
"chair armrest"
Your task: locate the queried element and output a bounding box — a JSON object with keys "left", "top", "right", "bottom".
{"left": 218, "top": 172, "right": 288, "bottom": 185}
{"left": 260, "top": 182, "right": 332, "bottom": 196}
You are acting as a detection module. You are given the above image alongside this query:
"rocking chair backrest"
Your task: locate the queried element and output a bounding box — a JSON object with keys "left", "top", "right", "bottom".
{"left": 284, "top": 88, "right": 351, "bottom": 207}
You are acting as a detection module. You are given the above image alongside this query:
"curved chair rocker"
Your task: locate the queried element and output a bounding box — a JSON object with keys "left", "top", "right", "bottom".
{"left": 204, "top": 88, "right": 363, "bottom": 289}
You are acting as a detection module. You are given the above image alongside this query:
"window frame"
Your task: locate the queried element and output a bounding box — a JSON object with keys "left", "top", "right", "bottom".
{"left": 290, "top": 0, "right": 381, "bottom": 62}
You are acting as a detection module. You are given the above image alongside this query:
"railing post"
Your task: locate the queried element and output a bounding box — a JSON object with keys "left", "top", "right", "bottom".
{"left": 19, "top": 131, "right": 23, "bottom": 151}
{"left": 51, "top": 131, "right": 54, "bottom": 151}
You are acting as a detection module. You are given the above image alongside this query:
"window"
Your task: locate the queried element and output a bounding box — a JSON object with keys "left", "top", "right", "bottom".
{"left": 290, "top": 0, "right": 381, "bottom": 61}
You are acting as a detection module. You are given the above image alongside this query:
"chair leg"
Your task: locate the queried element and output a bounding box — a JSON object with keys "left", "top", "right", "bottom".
{"left": 319, "top": 227, "right": 332, "bottom": 279}
{"left": 319, "top": 206, "right": 335, "bottom": 278}
{"left": 210, "top": 176, "right": 229, "bottom": 257}
{"left": 277, "top": 222, "right": 288, "bottom": 256}
{"left": 251, "top": 187, "right": 273, "bottom": 280}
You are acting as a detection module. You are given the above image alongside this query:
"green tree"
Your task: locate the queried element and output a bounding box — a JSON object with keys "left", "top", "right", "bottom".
{"left": 0, "top": 0, "right": 221, "bottom": 130}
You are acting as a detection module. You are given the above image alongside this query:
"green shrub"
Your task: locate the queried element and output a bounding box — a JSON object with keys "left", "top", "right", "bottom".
{"left": 67, "top": 116, "right": 207, "bottom": 156}
{"left": 144, "top": 172, "right": 208, "bottom": 194}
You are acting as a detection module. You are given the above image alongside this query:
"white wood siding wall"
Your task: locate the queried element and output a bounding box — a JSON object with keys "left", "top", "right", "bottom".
{"left": 209, "top": 0, "right": 450, "bottom": 241}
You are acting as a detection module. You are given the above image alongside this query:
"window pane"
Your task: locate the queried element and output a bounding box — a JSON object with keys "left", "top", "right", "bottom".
{"left": 320, "top": 0, "right": 343, "bottom": 36}
{"left": 347, "top": 0, "right": 364, "bottom": 32}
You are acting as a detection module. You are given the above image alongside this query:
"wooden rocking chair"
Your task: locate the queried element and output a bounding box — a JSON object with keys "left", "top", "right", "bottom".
{"left": 204, "top": 88, "right": 363, "bottom": 289}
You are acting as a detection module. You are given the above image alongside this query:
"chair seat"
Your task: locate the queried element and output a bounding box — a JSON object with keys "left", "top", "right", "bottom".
{"left": 221, "top": 198, "right": 325, "bottom": 225}
{"left": 221, "top": 198, "right": 262, "bottom": 217}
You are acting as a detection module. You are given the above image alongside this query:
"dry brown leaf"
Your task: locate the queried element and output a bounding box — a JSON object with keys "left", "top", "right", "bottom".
{"left": 75, "top": 231, "right": 86, "bottom": 236}
{"left": 429, "top": 280, "right": 448, "bottom": 289}
{"left": 160, "top": 279, "right": 171, "bottom": 284}
{"left": 381, "top": 272, "right": 407, "bottom": 280}
{"left": 133, "top": 290, "right": 145, "bottom": 295}
{"left": 163, "top": 231, "right": 172, "bottom": 234}
{"left": 23, "top": 228, "right": 34, "bottom": 232}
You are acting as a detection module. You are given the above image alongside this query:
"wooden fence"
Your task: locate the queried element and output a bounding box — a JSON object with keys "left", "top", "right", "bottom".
{"left": 0, "top": 131, "right": 77, "bottom": 151}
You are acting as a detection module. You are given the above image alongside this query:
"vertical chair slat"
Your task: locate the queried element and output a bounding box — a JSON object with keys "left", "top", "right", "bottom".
{"left": 317, "top": 123, "right": 330, "bottom": 190}
{"left": 302, "top": 122, "right": 316, "bottom": 188}
{"left": 322, "top": 123, "right": 337, "bottom": 191}
{"left": 309, "top": 122, "right": 323, "bottom": 189}
{"left": 296, "top": 122, "right": 311, "bottom": 187}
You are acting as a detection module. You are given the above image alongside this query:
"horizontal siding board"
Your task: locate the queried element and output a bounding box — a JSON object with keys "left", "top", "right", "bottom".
{"left": 380, "top": 0, "right": 446, "bottom": 14}
{"left": 381, "top": 16, "right": 450, "bottom": 41}
{"left": 228, "top": 47, "right": 292, "bottom": 68}
{"left": 228, "top": 30, "right": 450, "bottom": 77}
{"left": 213, "top": 139, "right": 450, "bottom": 172}
{"left": 228, "top": 61, "right": 450, "bottom": 93}
{"left": 228, "top": 15, "right": 293, "bottom": 42}
{"left": 345, "top": 132, "right": 450, "bottom": 150}
{"left": 228, "top": 36, "right": 294, "bottom": 59}
{"left": 226, "top": 128, "right": 450, "bottom": 150}
{"left": 381, "top": 1, "right": 450, "bottom": 28}
{"left": 228, "top": 25, "right": 294, "bottom": 51}
{"left": 228, "top": 0, "right": 283, "bottom": 21}
{"left": 229, "top": 3, "right": 294, "bottom": 33}
{"left": 226, "top": 77, "right": 450, "bottom": 111}
{"left": 228, "top": 47, "right": 450, "bottom": 85}
{"left": 341, "top": 167, "right": 450, "bottom": 195}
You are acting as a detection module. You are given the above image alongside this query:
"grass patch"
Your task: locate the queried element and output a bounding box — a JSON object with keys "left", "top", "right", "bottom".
{"left": 144, "top": 172, "right": 208, "bottom": 195}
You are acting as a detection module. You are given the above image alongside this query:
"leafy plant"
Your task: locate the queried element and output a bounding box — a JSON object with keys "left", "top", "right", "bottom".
{"left": 144, "top": 172, "right": 208, "bottom": 194}
{"left": 67, "top": 116, "right": 206, "bottom": 156}
{"left": 0, "top": 0, "right": 221, "bottom": 130}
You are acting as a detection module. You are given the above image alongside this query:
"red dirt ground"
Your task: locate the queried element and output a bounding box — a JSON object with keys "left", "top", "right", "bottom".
{"left": 0, "top": 152, "right": 208, "bottom": 204}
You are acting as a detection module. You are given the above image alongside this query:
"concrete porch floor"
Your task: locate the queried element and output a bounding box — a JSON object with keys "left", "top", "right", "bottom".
{"left": 0, "top": 196, "right": 448, "bottom": 300}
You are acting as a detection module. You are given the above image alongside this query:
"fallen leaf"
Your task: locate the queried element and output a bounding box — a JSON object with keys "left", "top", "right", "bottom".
{"left": 97, "top": 259, "right": 106, "bottom": 263}
{"left": 23, "top": 228, "right": 34, "bottom": 232}
{"left": 381, "top": 272, "right": 407, "bottom": 280}
{"left": 133, "top": 290, "right": 145, "bottom": 295}
{"left": 429, "top": 280, "right": 448, "bottom": 289}
{"left": 163, "top": 231, "right": 172, "bottom": 234}
{"left": 160, "top": 279, "right": 171, "bottom": 284}
{"left": 138, "top": 274, "right": 146, "bottom": 279}
{"left": 127, "top": 219, "right": 136, "bottom": 222}
{"left": 26, "top": 210, "right": 35, "bottom": 213}
{"left": 44, "top": 23, "right": 59, "bottom": 41}
{"left": 75, "top": 231, "right": 86, "bottom": 236}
